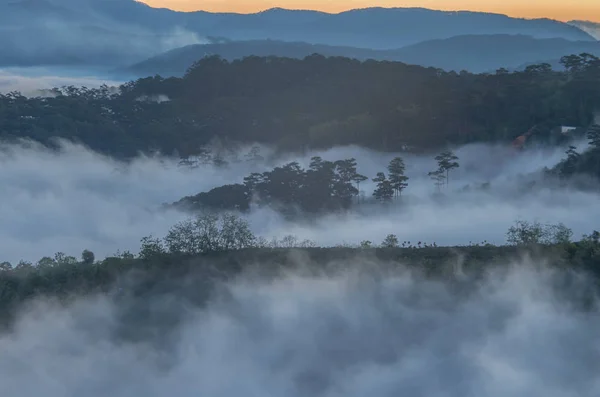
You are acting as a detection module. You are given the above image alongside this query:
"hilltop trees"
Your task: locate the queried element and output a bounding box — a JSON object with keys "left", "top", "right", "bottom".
{"left": 506, "top": 220, "right": 573, "bottom": 245}
{"left": 176, "top": 156, "right": 366, "bottom": 214}
{"left": 2, "top": 53, "right": 600, "bottom": 159}
{"left": 163, "top": 213, "right": 256, "bottom": 255}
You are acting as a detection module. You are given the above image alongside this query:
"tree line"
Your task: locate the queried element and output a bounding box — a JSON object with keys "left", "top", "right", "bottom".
{"left": 174, "top": 150, "right": 461, "bottom": 213}
{"left": 1, "top": 53, "right": 600, "bottom": 158}
{"left": 0, "top": 213, "right": 594, "bottom": 273}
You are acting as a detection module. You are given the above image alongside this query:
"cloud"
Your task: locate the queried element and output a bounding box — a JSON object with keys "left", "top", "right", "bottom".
{"left": 2, "top": 257, "right": 600, "bottom": 396}
{"left": 569, "top": 21, "right": 600, "bottom": 40}
{"left": 0, "top": 137, "right": 597, "bottom": 264}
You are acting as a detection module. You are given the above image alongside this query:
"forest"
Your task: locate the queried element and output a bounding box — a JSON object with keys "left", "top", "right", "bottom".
{"left": 173, "top": 125, "right": 600, "bottom": 215}
{"left": 1, "top": 211, "right": 599, "bottom": 330}
{"left": 173, "top": 150, "right": 455, "bottom": 214}
{"left": 1, "top": 53, "right": 600, "bottom": 158}
{"left": 3, "top": 51, "right": 600, "bottom": 339}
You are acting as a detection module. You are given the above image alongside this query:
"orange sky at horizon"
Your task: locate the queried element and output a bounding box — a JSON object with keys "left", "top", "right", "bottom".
{"left": 140, "top": 0, "right": 600, "bottom": 22}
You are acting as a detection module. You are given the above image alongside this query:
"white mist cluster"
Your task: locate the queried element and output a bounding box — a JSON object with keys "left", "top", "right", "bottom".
{"left": 135, "top": 94, "right": 171, "bottom": 103}
{"left": 0, "top": 138, "right": 598, "bottom": 264}
{"left": 2, "top": 260, "right": 600, "bottom": 396}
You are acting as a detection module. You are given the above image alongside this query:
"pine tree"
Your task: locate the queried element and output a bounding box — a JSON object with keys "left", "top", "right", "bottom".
{"left": 434, "top": 150, "right": 460, "bottom": 187}
{"left": 428, "top": 169, "right": 446, "bottom": 192}
{"left": 387, "top": 157, "right": 409, "bottom": 198}
{"left": 373, "top": 172, "right": 394, "bottom": 202}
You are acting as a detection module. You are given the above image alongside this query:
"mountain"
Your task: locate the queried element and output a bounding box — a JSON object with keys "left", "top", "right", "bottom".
{"left": 119, "top": 35, "right": 600, "bottom": 78}
{"left": 180, "top": 7, "right": 595, "bottom": 49}
{"left": 118, "top": 40, "right": 389, "bottom": 78}
{"left": 392, "top": 34, "right": 600, "bottom": 72}
{"left": 569, "top": 20, "right": 600, "bottom": 40}
{"left": 0, "top": 0, "right": 595, "bottom": 68}
{"left": 0, "top": 0, "right": 205, "bottom": 67}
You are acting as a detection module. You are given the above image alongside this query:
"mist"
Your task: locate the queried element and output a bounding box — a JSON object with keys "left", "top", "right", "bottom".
{"left": 2, "top": 256, "right": 600, "bottom": 396}
{"left": 0, "top": 0, "right": 208, "bottom": 68}
{"left": 0, "top": 67, "right": 122, "bottom": 96}
{"left": 1, "top": 137, "right": 597, "bottom": 264}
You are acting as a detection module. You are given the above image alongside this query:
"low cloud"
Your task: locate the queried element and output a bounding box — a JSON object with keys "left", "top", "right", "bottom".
{"left": 2, "top": 257, "right": 600, "bottom": 396}
{"left": 0, "top": 138, "right": 597, "bottom": 264}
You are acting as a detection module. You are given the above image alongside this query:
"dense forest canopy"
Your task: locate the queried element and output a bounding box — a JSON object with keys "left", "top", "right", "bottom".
{"left": 1, "top": 53, "right": 600, "bottom": 159}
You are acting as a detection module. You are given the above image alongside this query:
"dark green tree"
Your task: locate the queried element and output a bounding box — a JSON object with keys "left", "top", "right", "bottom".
{"left": 372, "top": 172, "right": 394, "bottom": 202}
{"left": 434, "top": 150, "right": 460, "bottom": 187}
{"left": 381, "top": 234, "right": 399, "bottom": 248}
{"left": 387, "top": 157, "right": 409, "bottom": 198}
{"left": 81, "top": 250, "right": 95, "bottom": 265}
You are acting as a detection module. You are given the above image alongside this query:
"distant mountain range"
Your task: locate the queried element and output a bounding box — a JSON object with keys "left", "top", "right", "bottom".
{"left": 0, "top": 0, "right": 596, "bottom": 68}
{"left": 119, "top": 35, "right": 600, "bottom": 77}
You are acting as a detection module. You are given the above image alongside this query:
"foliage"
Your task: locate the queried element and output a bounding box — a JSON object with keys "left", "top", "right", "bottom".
{"left": 81, "top": 250, "right": 95, "bottom": 265}
{"left": 549, "top": 123, "right": 600, "bottom": 180}
{"left": 372, "top": 172, "right": 394, "bottom": 202}
{"left": 2, "top": 53, "right": 600, "bottom": 158}
{"left": 1, "top": 222, "right": 600, "bottom": 333}
{"left": 176, "top": 156, "right": 366, "bottom": 214}
{"left": 434, "top": 151, "right": 460, "bottom": 187}
{"left": 506, "top": 220, "right": 573, "bottom": 246}
{"left": 381, "top": 234, "right": 400, "bottom": 248}
{"left": 387, "top": 157, "right": 409, "bottom": 197}
{"left": 162, "top": 213, "right": 255, "bottom": 255}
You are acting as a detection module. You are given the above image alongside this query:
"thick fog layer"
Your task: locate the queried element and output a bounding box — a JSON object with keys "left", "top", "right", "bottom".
{"left": 2, "top": 259, "right": 600, "bottom": 396}
{"left": 0, "top": 138, "right": 597, "bottom": 264}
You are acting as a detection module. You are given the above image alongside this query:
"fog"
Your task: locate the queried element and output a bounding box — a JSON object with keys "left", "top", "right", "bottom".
{"left": 0, "top": 0, "right": 208, "bottom": 67}
{"left": 0, "top": 136, "right": 597, "bottom": 264}
{"left": 0, "top": 68, "right": 122, "bottom": 96}
{"left": 2, "top": 257, "right": 600, "bottom": 396}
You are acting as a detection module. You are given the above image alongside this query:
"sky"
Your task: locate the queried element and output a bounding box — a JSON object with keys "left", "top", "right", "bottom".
{"left": 140, "top": 0, "right": 599, "bottom": 22}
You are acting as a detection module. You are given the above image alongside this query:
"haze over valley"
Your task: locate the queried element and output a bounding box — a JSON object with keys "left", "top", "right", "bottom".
{"left": 2, "top": 2, "right": 600, "bottom": 396}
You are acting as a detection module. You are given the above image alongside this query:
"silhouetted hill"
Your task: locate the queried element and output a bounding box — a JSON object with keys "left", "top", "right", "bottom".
{"left": 120, "top": 35, "right": 600, "bottom": 77}
{"left": 119, "top": 40, "right": 389, "bottom": 78}
{"left": 179, "top": 7, "right": 595, "bottom": 49}
{"left": 0, "top": 0, "right": 595, "bottom": 67}
{"left": 393, "top": 34, "right": 600, "bottom": 72}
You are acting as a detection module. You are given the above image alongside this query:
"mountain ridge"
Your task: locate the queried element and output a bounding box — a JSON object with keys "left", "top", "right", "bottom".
{"left": 119, "top": 34, "right": 600, "bottom": 78}
{"left": 0, "top": 1, "right": 595, "bottom": 68}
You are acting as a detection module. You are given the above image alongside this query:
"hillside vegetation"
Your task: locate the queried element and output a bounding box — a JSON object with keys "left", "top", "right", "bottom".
{"left": 2, "top": 53, "right": 600, "bottom": 158}
{"left": 1, "top": 213, "right": 599, "bottom": 333}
